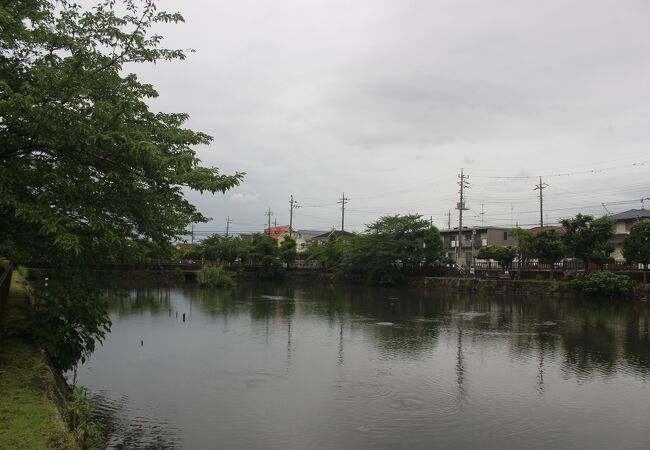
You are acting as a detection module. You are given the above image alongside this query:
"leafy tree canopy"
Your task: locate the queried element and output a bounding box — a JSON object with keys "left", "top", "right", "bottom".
{"left": 477, "top": 245, "right": 517, "bottom": 270}
{"left": 279, "top": 236, "right": 297, "bottom": 264}
{"left": 306, "top": 235, "right": 346, "bottom": 270}
{"left": 0, "top": 0, "right": 244, "bottom": 263}
{"left": 342, "top": 214, "right": 432, "bottom": 285}
{"left": 623, "top": 220, "right": 650, "bottom": 283}
{"left": 511, "top": 227, "right": 534, "bottom": 261}
{"left": 560, "top": 214, "right": 614, "bottom": 270}
{"left": 423, "top": 226, "right": 445, "bottom": 266}
{"left": 530, "top": 229, "right": 564, "bottom": 279}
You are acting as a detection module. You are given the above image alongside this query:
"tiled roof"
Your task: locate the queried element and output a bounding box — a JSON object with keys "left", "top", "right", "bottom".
{"left": 610, "top": 209, "right": 650, "bottom": 221}
{"left": 175, "top": 243, "right": 198, "bottom": 250}
{"left": 267, "top": 225, "right": 290, "bottom": 239}
{"left": 298, "top": 229, "right": 330, "bottom": 242}
{"left": 529, "top": 226, "right": 566, "bottom": 234}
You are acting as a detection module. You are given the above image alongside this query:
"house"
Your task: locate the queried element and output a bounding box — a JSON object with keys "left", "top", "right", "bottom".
{"left": 439, "top": 227, "right": 518, "bottom": 268}
{"left": 264, "top": 225, "right": 312, "bottom": 253}
{"left": 610, "top": 209, "right": 650, "bottom": 261}
{"left": 296, "top": 229, "right": 330, "bottom": 252}
{"left": 310, "top": 230, "right": 355, "bottom": 246}
{"left": 265, "top": 225, "right": 291, "bottom": 241}
{"left": 528, "top": 225, "right": 565, "bottom": 235}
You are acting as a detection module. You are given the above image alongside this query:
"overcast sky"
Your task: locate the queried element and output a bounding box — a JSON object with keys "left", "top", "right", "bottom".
{"left": 127, "top": 0, "right": 650, "bottom": 236}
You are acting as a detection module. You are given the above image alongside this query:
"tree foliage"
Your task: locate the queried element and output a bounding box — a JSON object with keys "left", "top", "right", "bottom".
{"left": 250, "top": 234, "right": 281, "bottom": 277}
{"left": 511, "top": 227, "right": 534, "bottom": 262}
{"left": 560, "top": 215, "right": 614, "bottom": 270}
{"left": 476, "top": 245, "right": 517, "bottom": 271}
{"left": 342, "top": 214, "right": 433, "bottom": 285}
{"left": 0, "top": 0, "right": 242, "bottom": 370}
{"left": 279, "top": 236, "right": 297, "bottom": 264}
{"left": 571, "top": 272, "right": 635, "bottom": 298}
{"left": 0, "top": 0, "right": 244, "bottom": 263}
{"left": 530, "top": 229, "right": 564, "bottom": 279}
{"left": 623, "top": 220, "right": 650, "bottom": 283}
{"left": 306, "top": 235, "right": 346, "bottom": 270}
{"left": 32, "top": 269, "right": 111, "bottom": 372}
{"left": 423, "top": 226, "right": 445, "bottom": 266}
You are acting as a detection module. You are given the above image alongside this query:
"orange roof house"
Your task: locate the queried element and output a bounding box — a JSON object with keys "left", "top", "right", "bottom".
{"left": 266, "top": 225, "right": 291, "bottom": 240}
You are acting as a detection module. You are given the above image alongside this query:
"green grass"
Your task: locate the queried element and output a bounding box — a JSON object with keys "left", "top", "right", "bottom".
{"left": 0, "top": 273, "right": 76, "bottom": 449}
{"left": 0, "top": 339, "right": 74, "bottom": 449}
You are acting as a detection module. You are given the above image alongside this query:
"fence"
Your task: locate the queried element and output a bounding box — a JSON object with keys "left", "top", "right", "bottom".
{"left": 472, "top": 260, "right": 646, "bottom": 272}
{"left": 0, "top": 261, "right": 15, "bottom": 328}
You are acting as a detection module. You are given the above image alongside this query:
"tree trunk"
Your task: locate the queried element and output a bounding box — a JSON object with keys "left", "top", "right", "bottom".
{"left": 644, "top": 264, "right": 647, "bottom": 284}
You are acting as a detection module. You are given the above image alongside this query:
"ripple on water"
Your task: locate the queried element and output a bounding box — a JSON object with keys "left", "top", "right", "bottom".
{"left": 259, "top": 295, "right": 291, "bottom": 301}
{"left": 88, "top": 390, "right": 181, "bottom": 450}
{"left": 455, "top": 311, "right": 488, "bottom": 320}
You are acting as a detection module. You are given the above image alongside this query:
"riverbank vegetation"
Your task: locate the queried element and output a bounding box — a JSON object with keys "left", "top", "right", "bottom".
{"left": 197, "top": 266, "right": 235, "bottom": 288}
{"left": 570, "top": 272, "right": 636, "bottom": 298}
{"left": 1, "top": 0, "right": 243, "bottom": 444}
{"left": 1, "top": 0, "right": 241, "bottom": 364}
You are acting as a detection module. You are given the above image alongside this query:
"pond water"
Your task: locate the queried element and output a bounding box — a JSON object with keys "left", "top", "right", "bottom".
{"left": 74, "top": 281, "right": 650, "bottom": 449}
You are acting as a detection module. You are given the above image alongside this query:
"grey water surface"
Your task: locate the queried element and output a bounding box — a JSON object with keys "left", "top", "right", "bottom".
{"left": 74, "top": 282, "right": 650, "bottom": 449}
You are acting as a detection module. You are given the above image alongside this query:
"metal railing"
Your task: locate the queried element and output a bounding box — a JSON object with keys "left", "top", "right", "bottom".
{"left": 0, "top": 261, "right": 15, "bottom": 327}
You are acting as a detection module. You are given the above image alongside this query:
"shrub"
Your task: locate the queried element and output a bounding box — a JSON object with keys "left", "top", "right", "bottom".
{"left": 197, "top": 266, "right": 234, "bottom": 287}
{"left": 570, "top": 272, "right": 636, "bottom": 298}
{"left": 66, "top": 386, "right": 104, "bottom": 449}
{"left": 548, "top": 280, "right": 561, "bottom": 293}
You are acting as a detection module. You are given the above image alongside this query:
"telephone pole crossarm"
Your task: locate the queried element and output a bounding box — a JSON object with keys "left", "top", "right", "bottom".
{"left": 533, "top": 176, "right": 549, "bottom": 228}
{"left": 289, "top": 195, "right": 301, "bottom": 237}
{"left": 456, "top": 168, "right": 470, "bottom": 268}
{"left": 337, "top": 192, "right": 350, "bottom": 232}
{"left": 264, "top": 208, "right": 273, "bottom": 236}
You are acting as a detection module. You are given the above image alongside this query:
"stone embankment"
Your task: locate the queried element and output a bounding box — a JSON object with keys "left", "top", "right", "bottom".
{"left": 412, "top": 276, "right": 649, "bottom": 300}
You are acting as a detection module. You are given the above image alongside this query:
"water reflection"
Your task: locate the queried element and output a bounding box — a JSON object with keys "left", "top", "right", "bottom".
{"left": 81, "top": 281, "right": 650, "bottom": 449}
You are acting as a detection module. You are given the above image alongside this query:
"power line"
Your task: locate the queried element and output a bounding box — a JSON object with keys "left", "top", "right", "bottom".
{"left": 337, "top": 192, "right": 349, "bottom": 232}
{"left": 456, "top": 168, "right": 470, "bottom": 267}
{"left": 264, "top": 208, "right": 273, "bottom": 236}
{"left": 289, "top": 195, "right": 301, "bottom": 237}
{"left": 473, "top": 159, "right": 650, "bottom": 179}
{"left": 533, "top": 176, "right": 549, "bottom": 228}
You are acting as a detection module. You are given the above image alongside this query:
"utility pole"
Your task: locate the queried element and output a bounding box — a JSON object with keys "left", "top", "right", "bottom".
{"left": 225, "top": 216, "right": 232, "bottom": 237}
{"left": 481, "top": 203, "right": 485, "bottom": 227}
{"left": 447, "top": 210, "right": 451, "bottom": 230}
{"left": 338, "top": 192, "right": 349, "bottom": 232}
{"left": 289, "top": 195, "right": 300, "bottom": 238}
{"left": 191, "top": 223, "right": 195, "bottom": 244}
{"left": 456, "top": 168, "right": 470, "bottom": 267}
{"left": 274, "top": 218, "right": 278, "bottom": 227}
{"left": 264, "top": 208, "right": 273, "bottom": 236}
{"left": 534, "top": 176, "right": 549, "bottom": 228}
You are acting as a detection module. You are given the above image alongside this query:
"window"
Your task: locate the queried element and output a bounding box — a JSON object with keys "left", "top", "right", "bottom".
{"left": 503, "top": 231, "right": 508, "bottom": 241}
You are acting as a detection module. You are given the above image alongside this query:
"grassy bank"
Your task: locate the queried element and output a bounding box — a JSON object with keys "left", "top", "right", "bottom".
{"left": 0, "top": 273, "right": 77, "bottom": 450}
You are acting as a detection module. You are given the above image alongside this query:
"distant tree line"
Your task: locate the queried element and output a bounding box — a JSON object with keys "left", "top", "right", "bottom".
{"left": 182, "top": 213, "right": 649, "bottom": 285}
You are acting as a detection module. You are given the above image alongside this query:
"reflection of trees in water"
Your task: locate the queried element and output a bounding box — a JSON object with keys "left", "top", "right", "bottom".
{"left": 109, "top": 287, "right": 172, "bottom": 316}
{"left": 106, "top": 282, "right": 650, "bottom": 379}
{"left": 624, "top": 308, "right": 650, "bottom": 375}
{"left": 561, "top": 316, "right": 619, "bottom": 378}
